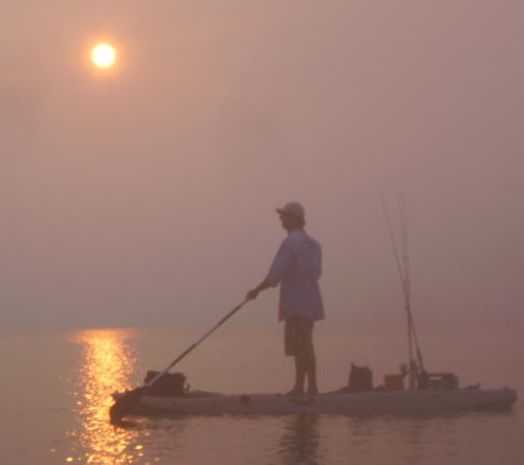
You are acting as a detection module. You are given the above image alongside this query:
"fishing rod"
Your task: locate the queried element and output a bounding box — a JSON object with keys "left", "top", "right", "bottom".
{"left": 381, "top": 195, "right": 425, "bottom": 387}
{"left": 398, "top": 195, "right": 425, "bottom": 372}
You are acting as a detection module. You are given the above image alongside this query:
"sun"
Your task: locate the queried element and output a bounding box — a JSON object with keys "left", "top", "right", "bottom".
{"left": 90, "top": 43, "right": 117, "bottom": 69}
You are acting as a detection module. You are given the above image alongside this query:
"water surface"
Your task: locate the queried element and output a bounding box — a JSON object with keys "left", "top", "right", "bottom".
{"left": 1, "top": 319, "right": 521, "bottom": 465}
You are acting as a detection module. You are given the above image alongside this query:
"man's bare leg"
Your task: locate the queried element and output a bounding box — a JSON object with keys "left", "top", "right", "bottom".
{"left": 290, "top": 354, "right": 306, "bottom": 395}
{"left": 305, "top": 345, "right": 318, "bottom": 396}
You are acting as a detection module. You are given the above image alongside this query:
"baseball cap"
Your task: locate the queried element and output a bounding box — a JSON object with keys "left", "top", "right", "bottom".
{"left": 276, "top": 201, "right": 305, "bottom": 219}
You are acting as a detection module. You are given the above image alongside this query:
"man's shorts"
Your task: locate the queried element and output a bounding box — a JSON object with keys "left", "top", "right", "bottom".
{"left": 284, "top": 317, "right": 314, "bottom": 356}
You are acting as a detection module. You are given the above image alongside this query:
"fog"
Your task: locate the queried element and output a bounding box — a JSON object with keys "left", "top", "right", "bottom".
{"left": 1, "top": 1, "right": 523, "bottom": 328}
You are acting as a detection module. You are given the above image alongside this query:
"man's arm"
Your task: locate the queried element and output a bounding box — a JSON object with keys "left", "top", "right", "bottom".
{"left": 246, "top": 277, "right": 273, "bottom": 301}
{"left": 246, "top": 239, "right": 293, "bottom": 301}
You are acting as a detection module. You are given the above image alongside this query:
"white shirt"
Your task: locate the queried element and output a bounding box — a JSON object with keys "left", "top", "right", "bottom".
{"left": 266, "top": 230, "right": 325, "bottom": 321}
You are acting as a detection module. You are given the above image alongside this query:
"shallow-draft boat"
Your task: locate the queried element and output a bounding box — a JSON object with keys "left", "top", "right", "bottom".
{"left": 109, "top": 199, "right": 518, "bottom": 423}
{"left": 122, "top": 387, "right": 517, "bottom": 417}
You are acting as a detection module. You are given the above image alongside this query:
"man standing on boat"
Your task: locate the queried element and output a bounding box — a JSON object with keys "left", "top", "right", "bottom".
{"left": 246, "top": 202, "right": 324, "bottom": 398}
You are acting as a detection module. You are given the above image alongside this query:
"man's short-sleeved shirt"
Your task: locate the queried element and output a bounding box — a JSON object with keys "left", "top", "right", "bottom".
{"left": 266, "top": 230, "right": 324, "bottom": 321}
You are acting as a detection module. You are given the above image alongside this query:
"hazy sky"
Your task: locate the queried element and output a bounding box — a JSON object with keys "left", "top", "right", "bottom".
{"left": 1, "top": 1, "right": 523, "bottom": 328}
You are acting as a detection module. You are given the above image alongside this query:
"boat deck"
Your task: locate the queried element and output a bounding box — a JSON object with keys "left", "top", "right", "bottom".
{"left": 128, "top": 387, "right": 517, "bottom": 417}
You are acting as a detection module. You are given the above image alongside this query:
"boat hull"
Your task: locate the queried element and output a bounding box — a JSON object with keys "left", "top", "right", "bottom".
{"left": 127, "top": 388, "right": 517, "bottom": 418}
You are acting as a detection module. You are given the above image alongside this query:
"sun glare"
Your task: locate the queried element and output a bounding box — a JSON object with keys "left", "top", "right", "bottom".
{"left": 91, "top": 42, "right": 117, "bottom": 69}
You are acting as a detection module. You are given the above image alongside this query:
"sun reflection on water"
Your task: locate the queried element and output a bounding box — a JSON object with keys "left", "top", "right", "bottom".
{"left": 71, "top": 329, "right": 140, "bottom": 464}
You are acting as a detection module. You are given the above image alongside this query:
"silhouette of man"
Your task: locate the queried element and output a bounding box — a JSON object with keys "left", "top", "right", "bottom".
{"left": 247, "top": 202, "right": 324, "bottom": 397}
